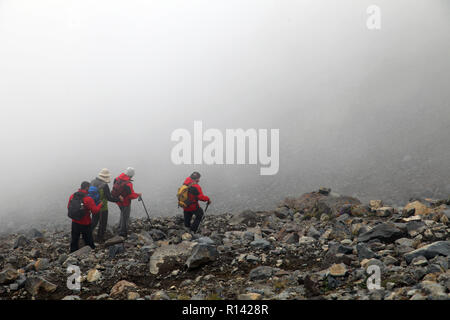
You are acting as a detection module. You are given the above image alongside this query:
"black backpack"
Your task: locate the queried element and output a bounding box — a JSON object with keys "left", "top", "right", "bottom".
{"left": 68, "top": 192, "right": 87, "bottom": 221}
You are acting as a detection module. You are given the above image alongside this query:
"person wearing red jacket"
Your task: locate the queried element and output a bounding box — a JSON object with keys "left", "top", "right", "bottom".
{"left": 113, "top": 167, "right": 141, "bottom": 238}
{"left": 68, "top": 181, "right": 103, "bottom": 252}
{"left": 182, "top": 172, "right": 211, "bottom": 233}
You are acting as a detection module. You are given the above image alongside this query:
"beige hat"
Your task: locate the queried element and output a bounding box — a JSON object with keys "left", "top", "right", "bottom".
{"left": 98, "top": 168, "right": 111, "bottom": 183}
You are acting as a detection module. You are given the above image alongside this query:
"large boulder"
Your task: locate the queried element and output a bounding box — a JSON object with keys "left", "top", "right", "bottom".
{"left": 104, "top": 236, "right": 125, "bottom": 247}
{"left": 281, "top": 191, "right": 361, "bottom": 217}
{"left": 70, "top": 245, "right": 92, "bottom": 258}
{"left": 186, "top": 244, "right": 218, "bottom": 269}
{"left": 229, "top": 210, "right": 258, "bottom": 227}
{"left": 13, "top": 235, "right": 29, "bottom": 249}
{"left": 404, "top": 201, "right": 432, "bottom": 216}
{"left": 0, "top": 268, "right": 19, "bottom": 285}
{"left": 404, "top": 241, "right": 450, "bottom": 264}
{"left": 25, "top": 277, "right": 58, "bottom": 296}
{"left": 149, "top": 241, "right": 196, "bottom": 275}
{"left": 358, "top": 223, "right": 404, "bottom": 243}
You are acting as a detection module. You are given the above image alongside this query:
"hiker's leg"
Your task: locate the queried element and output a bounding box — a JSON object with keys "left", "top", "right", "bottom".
{"left": 70, "top": 222, "right": 81, "bottom": 253}
{"left": 90, "top": 211, "right": 100, "bottom": 236}
{"left": 183, "top": 211, "right": 192, "bottom": 229}
{"left": 191, "top": 207, "right": 204, "bottom": 233}
{"left": 119, "top": 206, "right": 130, "bottom": 237}
{"left": 97, "top": 210, "right": 108, "bottom": 242}
{"left": 81, "top": 224, "right": 95, "bottom": 249}
{"left": 118, "top": 206, "right": 124, "bottom": 234}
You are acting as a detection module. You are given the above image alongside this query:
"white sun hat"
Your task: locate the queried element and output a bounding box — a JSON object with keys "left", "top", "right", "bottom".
{"left": 98, "top": 168, "right": 112, "bottom": 183}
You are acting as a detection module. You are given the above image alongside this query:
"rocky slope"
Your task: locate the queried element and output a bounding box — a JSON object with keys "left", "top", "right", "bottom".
{"left": 0, "top": 188, "right": 449, "bottom": 300}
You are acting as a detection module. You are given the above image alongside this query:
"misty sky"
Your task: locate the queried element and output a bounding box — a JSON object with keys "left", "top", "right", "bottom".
{"left": 1, "top": 0, "right": 449, "bottom": 232}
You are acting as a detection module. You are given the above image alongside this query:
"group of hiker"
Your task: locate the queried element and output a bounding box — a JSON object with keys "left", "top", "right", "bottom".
{"left": 67, "top": 169, "right": 210, "bottom": 253}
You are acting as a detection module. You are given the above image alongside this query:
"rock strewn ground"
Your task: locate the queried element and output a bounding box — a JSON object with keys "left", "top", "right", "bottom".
{"left": 0, "top": 189, "right": 449, "bottom": 300}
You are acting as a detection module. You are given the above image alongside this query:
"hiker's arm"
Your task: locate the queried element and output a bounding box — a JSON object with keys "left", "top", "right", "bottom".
{"left": 124, "top": 183, "right": 140, "bottom": 201}
{"left": 104, "top": 184, "right": 120, "bottom": 202}
{"left": 196, "top": 185, "right": 210, "bottom": 202}
{"left": 85, "top": 197, "right": 102, "bottom": 215}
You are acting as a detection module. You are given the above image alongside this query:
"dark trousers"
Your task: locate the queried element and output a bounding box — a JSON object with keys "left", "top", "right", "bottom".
{"left": 70, "top": 222, "right": 95, "bottom": 253}
{"left": 118, "top": 206, "right": 131, "bottom": 238}
{"left": 91, "top": 210, "right": 108, "bottom": 242}
{"left": 184, "top": 207, "right": 204, "bottom": 233}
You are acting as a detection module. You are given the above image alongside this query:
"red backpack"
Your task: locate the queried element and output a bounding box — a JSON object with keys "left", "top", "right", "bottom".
{"left": 111, "top": 178, "right": 129, "bottom": 198}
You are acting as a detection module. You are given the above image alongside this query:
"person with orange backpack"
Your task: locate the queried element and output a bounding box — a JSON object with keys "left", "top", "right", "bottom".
{"left": 67, "top": 181, "right": 103, "bottom": 252}
{"left": 111, "top": 167, "right": 141, "bottom": 238}
{"left": 177, "top": 172, "right": 211, "bottom": 233}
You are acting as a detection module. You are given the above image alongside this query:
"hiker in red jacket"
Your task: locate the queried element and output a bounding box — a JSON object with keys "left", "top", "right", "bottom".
{"left": 182, "top": 172, "right": 211, "bottom": 233}
{"left": 68, "top": 181, "right": 103, "bottom": 252}
{"left": 111, "top": 167, "right": 141, "bottom": 238}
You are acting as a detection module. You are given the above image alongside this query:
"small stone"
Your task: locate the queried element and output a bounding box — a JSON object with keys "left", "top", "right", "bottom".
{"left": 181, "top": 233, "right": 192, "bottom": 241}
{"left": 237, "top": 293, "right": 262, "bottom": 300}
{"left": 150, "top": 290, "right": 170, "bottom": 300}
{"left": 34, "top": 258, "right": 50, "bottom": 271}
{"left": 128, "top": 292, "right": 140, "bottom": 300}
{"left": 87, "top": 269, "right": 101, "bottom": 283}
{"left": 62, "top": 295, "right": 81, "bottom": 300}
{"left": 370, "top": 200, "right": 383, "bottom": 210}
{"left": 328, "top": 263, "right": 347, "bottom": 277}
{"left": 298, "top": 236, "right": 316, "bottom": 244}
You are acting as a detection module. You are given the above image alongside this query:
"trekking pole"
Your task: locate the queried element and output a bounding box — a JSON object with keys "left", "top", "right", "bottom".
{"left": 197, "top": 202, "right": 210, "bottom": 234}
{"left": 138, "top": 195, "right": 151, "bottom": 222}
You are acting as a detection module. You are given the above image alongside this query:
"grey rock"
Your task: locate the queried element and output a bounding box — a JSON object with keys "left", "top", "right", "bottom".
{"left": 249, "top": 266, "right": 276, "bottom": 281}
{"left": 104, "top": 235, "right": 125, "bottom": 247}
{"left": 229, "top": 210, "right": 257, "bottom": 227}
{"left": 404, "top": 241, "right": 450, "bottom": 264}
{"left": 250, "top": 239, "right": 271, "bottom": 250}
{"left": 358, "top": 223, "right": 404, "bottom": 243}
{"left": 149, "top": 229, "right": 167, "bottom": 241}
{"left": 186, "top": 244, "right": 218, "bottom": 269}
{"left": 70, "top": 245, "right": 92, "bottom": 258}
{"left": 0, "top": 269, "right": 19, "bottom": 284}
{"left": 356, "top": 243, "right": 377, "bottom": 260}
{"left": 109, "top": 244, "right": 125, "bottom": 259}
{"left": 406, "top": 221, "right": 427, "bottom": 237}
{"left": 307, "top": 226, "right": 321, "bottom": 239}
{"left": 13, "top": 235, "right": 29, "bottom": 249}
{"left": 282, "top": 233, "right": 299, "bottom": 244}
{"left": 195, "top": 237, "right": 215, "bottom": 245}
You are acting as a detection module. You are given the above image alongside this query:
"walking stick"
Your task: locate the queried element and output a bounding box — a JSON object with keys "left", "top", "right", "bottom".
{"left": 138, "top": 195, "right": 151, "bottom": 223}
{"left": 197, "top": 202, "right": 210, "bottom": 234}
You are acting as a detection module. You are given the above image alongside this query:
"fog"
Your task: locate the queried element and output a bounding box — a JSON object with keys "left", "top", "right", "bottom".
{"left": 1, "top": 0, "right": 449, "bottom": 232}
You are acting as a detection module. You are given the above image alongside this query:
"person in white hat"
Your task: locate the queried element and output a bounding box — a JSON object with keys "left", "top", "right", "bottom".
{"left": 90, "top": 168, "right": 122, "bottom": 243}
{"left": 111, "top": 167, "right": 142, "bottom": 238}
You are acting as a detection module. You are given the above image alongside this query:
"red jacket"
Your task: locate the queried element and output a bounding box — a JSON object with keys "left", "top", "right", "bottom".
{"left": 183, "top": 177, "right": 210, "bottom": 212}
{"left": 114, "top": 173, "right": 140, "bottom": 207}
{"left": 68, "top": 189, "right": 102, "bottom": 225}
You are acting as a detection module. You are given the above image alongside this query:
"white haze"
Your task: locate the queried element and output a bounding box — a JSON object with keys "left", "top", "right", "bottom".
{"left": 0, "top": 0, "right": 449, "bottom": 232}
